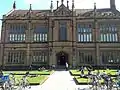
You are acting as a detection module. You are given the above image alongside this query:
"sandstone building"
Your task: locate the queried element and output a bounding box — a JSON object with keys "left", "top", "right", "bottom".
{"left": 0, "top": 0, "right": 120, "bottom": 69}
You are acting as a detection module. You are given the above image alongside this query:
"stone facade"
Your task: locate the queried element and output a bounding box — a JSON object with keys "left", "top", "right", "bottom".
{"left": 0, "top": 0, "right": 120, "bottom": 69}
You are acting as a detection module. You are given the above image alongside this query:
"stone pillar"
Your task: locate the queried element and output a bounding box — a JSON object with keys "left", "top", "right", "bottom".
{"left": 96, "top": 44, "right": 100, "bottom": 65}
{"left": 26, "top": 21, "right": 31, "bottom": 66}
{"left": 118, "top": 26, "right": 120, "bottom": 42}
{"left": 52, "top": 49, "right": 56, "bottom": 65}
{"left": 0, "top": 21, "right": 6, "bottom": 69}
{"left": 49, "top": 49, "right": 56, "bottom": 67}
{"left": 0, "top": 45, "right": 3, "bottom": 67}
{"left": 69, "top": 49, "right": 73, "bottom": 68}
{"left": 1, "top": 21, "right": 5, "bottom": 43}
{"left": 76, "top": 49, "right": 79, "bottom": 67}
{"left": 71, "top": 15, "right": 77, "bottom": 68}
{"left": 48, "top": 18, "right": 54, "bottom": 66}
{"left": 94, "top": 21, "right": 100, "bottom": 66}
{"left": 48, "top": 19, "right": 53, "bottom": 42}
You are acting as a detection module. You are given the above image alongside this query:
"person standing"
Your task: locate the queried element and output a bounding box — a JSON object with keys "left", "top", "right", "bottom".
{"left": 65, "top": 62, "right": 68, "bottom": 71}
{"left": 0, "top": 70, "right": 3, "bottom": 77}
{"left": 80, "top": 66, "right": 84, "bottom": 77}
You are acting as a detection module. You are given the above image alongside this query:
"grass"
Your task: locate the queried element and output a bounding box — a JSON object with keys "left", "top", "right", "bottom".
{"left": 3, "top": 70, "right": 53, "bottom": 75}
{"left": 13, "top": 75, "right": 48, "bottom": 85}
{"left": 2, "top": 70, "right": 54, "bottom": 85}
{"left": 70, "top": 69, "right": 117, "bottom": 76}
{"left": 74, "top": 76, "right": 117, "bottom": 84}
{"left": 75, "top": 76, "right": 90, "bottom": 83}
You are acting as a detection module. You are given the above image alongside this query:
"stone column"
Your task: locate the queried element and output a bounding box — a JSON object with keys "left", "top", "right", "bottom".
{"left": 117, "top": 25, "right": 120, "bottom": 42}
{"left": 0, "top": 45, "right": 3, "bottom": 67}
{"left": 1, "top": 20, "right": 6, "bottom": 69}
{"left": 48, "top": 18, "right": 54, "bottom": 66}
{"left": 69, "top": 49, "right": 73, "bottom": 68}
{"left": 26, "top": 21, "right": 31, "bottom": 67}
{"left": 94, "top": 21, "right": 100, "bottom": 66}
{"left": 52, "top": 49, "right": 56, "bottom": 65}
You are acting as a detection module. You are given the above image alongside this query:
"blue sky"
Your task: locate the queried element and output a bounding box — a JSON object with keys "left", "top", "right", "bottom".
{"left": 0, "top": 0, "right": 120, "bottom": 37}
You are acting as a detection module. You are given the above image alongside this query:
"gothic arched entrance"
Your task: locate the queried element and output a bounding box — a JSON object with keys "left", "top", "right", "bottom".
{"left": 56, "top": 51, "right": 68, "bottom": 66}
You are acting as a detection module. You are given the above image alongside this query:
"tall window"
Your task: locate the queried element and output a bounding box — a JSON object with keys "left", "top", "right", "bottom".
{"left": 32, "top": 51, "right": 48, "bottom": 64}
{"left": 9, "top": 24, "right": 26, "bottom": 42}
{"left": 59, "top": 22, "right": 67, "bottom": 41}
{"left": 100, "top": 24, "right": 118, "bottom": 42}
{"left": 78, "top": 51, "right": 94, "bottom": 64}
{"left": 77, "top": 24, "right": 92, "bottom": 42}
{"left": 34, "top": 26, "right": 48, "bottom": 42}
{"left": 7, "top": 51, "right": 25, "bottom": 64}
{"left": 100, "top": 51, "right": 120, "bottom": 64}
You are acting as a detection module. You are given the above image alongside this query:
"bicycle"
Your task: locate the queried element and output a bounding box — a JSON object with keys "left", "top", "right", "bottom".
{"left": 2, "top": 73, "right": 18, "bottom": 90}
{"left": 17, "top": 75, "right": 31, "bottom": 90}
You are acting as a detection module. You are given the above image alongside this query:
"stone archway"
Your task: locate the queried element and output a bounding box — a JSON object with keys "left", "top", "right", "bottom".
{"left": 56, "top": 51, "right": 68, "bottom": 66}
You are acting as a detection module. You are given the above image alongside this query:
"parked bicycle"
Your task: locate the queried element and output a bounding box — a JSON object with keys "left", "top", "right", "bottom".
{"left": 0, "top": 73, "right": 17, "bottom": 90}
{"left": 17, "top": 75, "right": 31, "bottom": 90}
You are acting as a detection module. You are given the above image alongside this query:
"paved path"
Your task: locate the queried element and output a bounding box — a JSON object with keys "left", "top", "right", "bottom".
{"left": 41, "top": 71, "right": 76, "bottom": 90}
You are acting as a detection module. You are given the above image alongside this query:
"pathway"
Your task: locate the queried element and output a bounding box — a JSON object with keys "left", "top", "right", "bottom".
{"left": 41, "top": 71, "right": 76, "bottom": 90}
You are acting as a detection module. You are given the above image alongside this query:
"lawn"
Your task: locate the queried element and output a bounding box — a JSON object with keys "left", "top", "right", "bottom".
{"left": 75, "top": 76, "right": 90, "bottom": 84}
{"left": 2, "top": 70, "right": 54, "bottom": 85}
{"left": 13, "top": 75, "right": 48, "bottom": 85}
{"left": 70, "top": 69, "right": 117, "bottom": 76}
{"left": 3, "top": 70, "right": 53, "bottom": 75}
{"left": 74, "top": 76, "right": 118, "bottom": 84}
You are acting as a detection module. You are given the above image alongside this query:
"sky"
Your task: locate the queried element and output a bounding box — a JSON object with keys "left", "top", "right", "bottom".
{"left": 0, "top": 0, "right": 120, "bottom": 37}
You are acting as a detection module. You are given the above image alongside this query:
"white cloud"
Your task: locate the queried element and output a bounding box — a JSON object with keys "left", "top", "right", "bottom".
{"left": 24, "top": 0, "right": 40, "bottom": 5}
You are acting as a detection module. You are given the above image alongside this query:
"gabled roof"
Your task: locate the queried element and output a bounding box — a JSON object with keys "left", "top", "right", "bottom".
{"left": 53, "top": 4, "right": 72, "bottom": 16}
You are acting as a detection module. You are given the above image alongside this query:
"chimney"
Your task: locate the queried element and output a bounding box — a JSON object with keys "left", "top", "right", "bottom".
{"left": 110, "top": 0, "right": 116, "bottom": 9}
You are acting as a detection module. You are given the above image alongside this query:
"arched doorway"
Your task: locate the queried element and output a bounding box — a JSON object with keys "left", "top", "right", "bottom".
{"left": 56, "top": 51, "right": 68, "bottom": 66}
